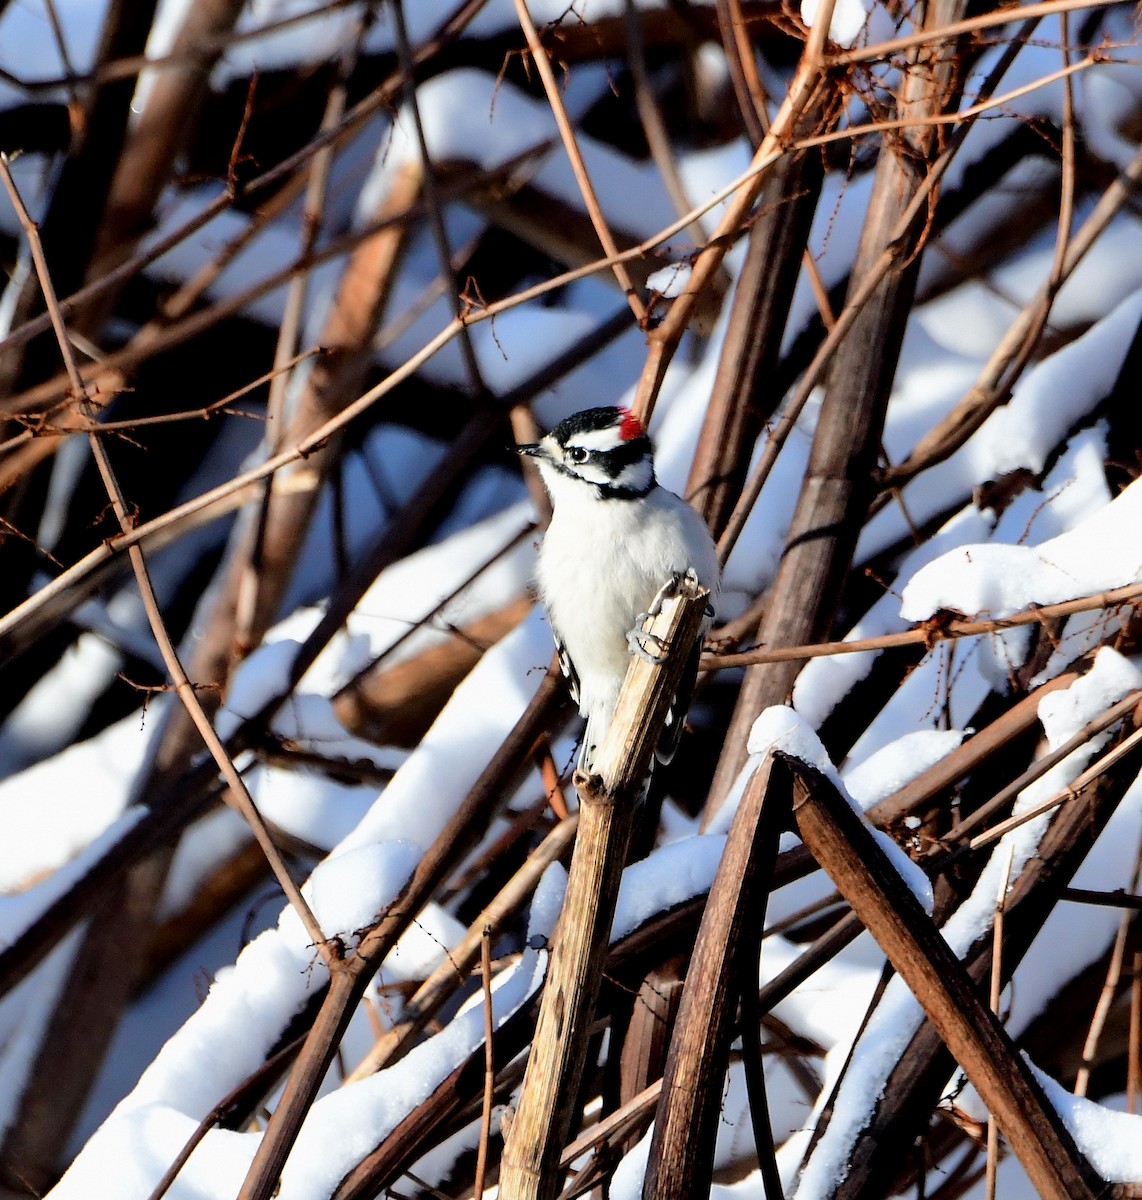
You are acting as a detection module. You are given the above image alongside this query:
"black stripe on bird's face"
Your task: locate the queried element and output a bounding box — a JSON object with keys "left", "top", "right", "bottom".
{"left": 548, "top": 407, "right": 655, "bottom": 498}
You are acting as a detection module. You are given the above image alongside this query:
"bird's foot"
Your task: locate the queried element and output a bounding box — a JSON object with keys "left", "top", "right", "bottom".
{"left": 627, "top": 624, "right": 669, "bottom": 663}
{"left": 628, "top": 570, "right": 701, "bottom": 663}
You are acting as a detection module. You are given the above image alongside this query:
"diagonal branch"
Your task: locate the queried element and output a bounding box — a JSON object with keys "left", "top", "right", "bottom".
{"left": 789, "top": 755, "right": 1104, "bottom": 1199}
{"left": 646, "top": 754, "right": 790, "bottom": 1199}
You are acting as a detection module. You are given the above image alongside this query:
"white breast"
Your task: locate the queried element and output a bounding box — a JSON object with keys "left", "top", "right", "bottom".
{"left": 535, "top": 480, "right": 719, "bottom": 727}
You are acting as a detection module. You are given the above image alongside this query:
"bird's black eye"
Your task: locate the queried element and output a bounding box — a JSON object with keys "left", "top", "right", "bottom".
{"left": 568, "top": 446, "right": 589, "bottom": 464}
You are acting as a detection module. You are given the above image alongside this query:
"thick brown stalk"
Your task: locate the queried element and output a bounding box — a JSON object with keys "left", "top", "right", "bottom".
{"left": 818, "top": 716, "right": 1142, "bottom": 1200}
{"left": 711, "top": 13, "right": 1042, "bottom": 569}
{"left": 333, "top": 876, "right": 734, "bottom": 1200}
{"left": 629, "top": 11, "right": 837, "bottom": 424}
{"left": 616, "top": 954, "right": 687, "bottom": 1153}
{"left": 234, "top": 671, "right": 569, "bottom": 1200}
{"left": 499, "top": 579, "right": 712, "bottom": 1200}
{"left": 789, "top": 757, "right": 1103, "bottom": 1199}
{"left": 685, "top": 92, "right": 831, "bottom": 532}
{"left": 644, "top": 754, "right": 789, "bottom": 1199}
{"left": 704, "top": 0, "right": 972, "bottom": 816}
{"left": 81, "top": 0, "right": 246, "bottom": 313}
{"left": 715, "top": 0, "right": 768, "bottom": 147}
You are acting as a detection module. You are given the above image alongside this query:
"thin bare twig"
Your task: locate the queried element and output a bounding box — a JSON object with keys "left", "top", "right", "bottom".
{"left": 0, "top": 154, "right": 335, "bottom": 967}
{"left": 1074, "top": 823, "right": 1142, "bottom": 1096}
{"left": 985, "top": 845, "right": 1015, "bottom": 1200}
{"left": 828, "top": 0, "right": 1118, "bottom": 65}
{"left": 703, "top": 582, "right": 1142, "bottom": 669}
{"left": 0, "top": 345, "right": 317, "bottom": 454}
{"left": 1129, "top": 951, "right": 1142, "bottom": 1113}
{"left": 473, "top": 926, "right": 496, "bottom": 1200}
{"left": 514, "top": 0, "right": 647, "bottom": 324}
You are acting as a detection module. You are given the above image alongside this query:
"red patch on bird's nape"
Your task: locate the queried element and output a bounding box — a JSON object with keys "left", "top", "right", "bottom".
{"left": 618, "top": 409, "right": 645, "bottom": 441}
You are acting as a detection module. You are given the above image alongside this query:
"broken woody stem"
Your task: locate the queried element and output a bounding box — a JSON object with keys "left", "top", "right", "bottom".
{"left": 788, "top": 757, "right": 1104, "bottom": 1200}
{"left": 498, "top": 576, "right": 711, "bottom": 1200}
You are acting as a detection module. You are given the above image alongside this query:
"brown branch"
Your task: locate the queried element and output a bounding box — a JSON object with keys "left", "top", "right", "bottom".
{"left": 877, "top": 134, "right": 1142, "bottom": 495}
{"left": 474, "top": 926, "right": 497, "bottom": 1200}
{"left": 646, "top": 754, "right": 789, "bottom": 1199}
{"left": 82, "top": 0, "right": 246, "bottom": 309}
{"left": 703, "top": 582, "right": 1142, "bottom": 670}
{"left": 499, "top": 578, "right": 712, "bottom": 1200}
{"left": 942, "top": 687, "right": 1142, "bottom": 848}
{"left": 263, "top": 31, "right": 356, "bottom": 436}
{"left": 828, "top": 0, "right": 1119, "bottom": 66}
{"left": 789, "top": 757, "right": 1104, "bottom": 1199}
{"left": 0, "top": 345, "right": 314, "bottom": 454}
{"left": 513, "top": 0, "right": 646, "bottom": 325}
{"left": 716, "top": 0, "right": 768, "bottom": 147}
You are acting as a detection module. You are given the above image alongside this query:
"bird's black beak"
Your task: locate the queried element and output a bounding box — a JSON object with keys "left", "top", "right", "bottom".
{"left": 516, "top": 443, "right": 541, "bottom": 458}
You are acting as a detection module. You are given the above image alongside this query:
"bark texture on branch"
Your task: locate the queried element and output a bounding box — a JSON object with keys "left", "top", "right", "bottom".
{"left": 499, "top": 578, "right": 712, "bottom": 1200}
{"left": 644, "top": 754, "right": 789, "bottom": 1199}
{"left": 789, "top": 756, "right": 1104, "bottom": 1200}
{"left": 705, "top": 0, "right": 972, "bottom": 816}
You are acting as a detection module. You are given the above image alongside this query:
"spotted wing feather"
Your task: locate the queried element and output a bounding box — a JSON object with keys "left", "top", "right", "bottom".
{"left": 655, "top": 636, "right": 701, "bottom": 765}
{"left": 553, "top": 633, "right": 581, "bottom": 709}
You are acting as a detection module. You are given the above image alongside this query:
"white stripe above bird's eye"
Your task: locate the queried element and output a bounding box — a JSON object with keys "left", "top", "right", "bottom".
{"left": 564, "top": 427, "right": 625, "bottom": 453}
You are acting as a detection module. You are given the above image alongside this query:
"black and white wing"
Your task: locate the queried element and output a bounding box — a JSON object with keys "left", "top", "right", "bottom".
{"left": 553, "top": 631, "right": 581, "bottom": 711}
{"left": 655, "top": 635, "right": 701, "bottom": 765}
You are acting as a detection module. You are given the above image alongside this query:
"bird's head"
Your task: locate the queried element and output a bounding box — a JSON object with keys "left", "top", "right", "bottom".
{"left": 517, "top": 407, "right": 655, "bottom": 501}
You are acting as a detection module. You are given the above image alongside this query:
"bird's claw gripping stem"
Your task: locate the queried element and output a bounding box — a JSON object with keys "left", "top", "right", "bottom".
{"left": 627, "top": 625, "right": 668, "bottom": 663}
{"left": 626, "top": 570, "right": 700, "bottom": 664}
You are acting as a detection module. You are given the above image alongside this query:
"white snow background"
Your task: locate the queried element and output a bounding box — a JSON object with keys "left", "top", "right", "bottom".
{"left": 0, "top": 0, "right": 1140, "bottom": 1196}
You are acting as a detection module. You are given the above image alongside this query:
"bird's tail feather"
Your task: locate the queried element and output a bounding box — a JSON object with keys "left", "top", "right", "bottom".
{"left": 579, "top": 709, "right": 653, "bottom": 805}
